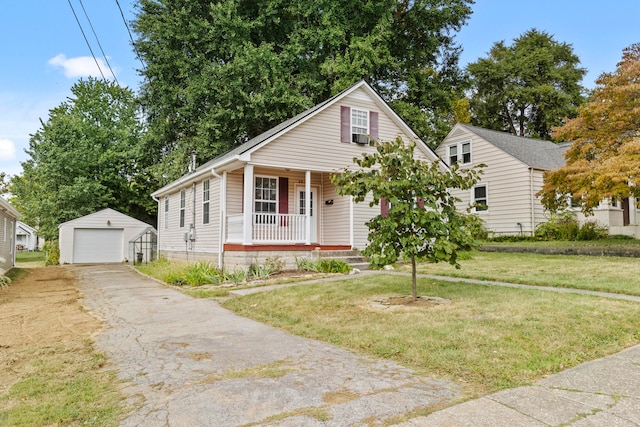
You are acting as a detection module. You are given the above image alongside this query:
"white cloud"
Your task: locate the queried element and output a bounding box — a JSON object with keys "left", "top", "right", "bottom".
{"left": 48, "top": 53, "right": 116, "bottom": 80}
{"left": 0, "top": 139, "right": 16, "bottom": 161}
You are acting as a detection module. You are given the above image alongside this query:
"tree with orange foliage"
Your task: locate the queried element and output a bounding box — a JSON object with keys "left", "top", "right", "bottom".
{"left": 539, "top": 43, "right": 640, "bottom": 213}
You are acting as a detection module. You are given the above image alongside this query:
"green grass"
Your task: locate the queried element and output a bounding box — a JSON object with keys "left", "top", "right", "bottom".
{"left": 398, "top": 251, "right": 640, "bottom": 295}
{"left": 15, "top": 251, "right": 45, "bottom": 268}
{"left": 222, "top": 274, "right": 640, "bottom": 398}
{"left": 0, "top": 341, "right": 124, "bottom": 426}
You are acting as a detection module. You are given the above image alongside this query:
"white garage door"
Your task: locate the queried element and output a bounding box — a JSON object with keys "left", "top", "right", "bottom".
{"left": 73, "top": 228, "right": 124, "bottom": 263}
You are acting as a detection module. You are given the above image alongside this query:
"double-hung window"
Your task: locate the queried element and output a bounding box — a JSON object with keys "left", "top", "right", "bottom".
{"left": 473, "top": 184, "right": 488, "bottom": 212}
{"left": 448, "top": 141, "right": 471, "bottom": 165}
{"left": 179, "top": 189, "right": 186, "bottom": 228}
{"left": 254, "top": 176, "right": 277, "bottom": 223}
{"left": 164, "top": 196, "right": 169, "bottom": 229}
{"left": 202, "top": 179, "right": 210, "bottom": 225}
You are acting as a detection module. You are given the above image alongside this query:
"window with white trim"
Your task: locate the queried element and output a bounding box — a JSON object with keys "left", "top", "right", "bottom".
{"left": 254, "top": 176, "right": 277, "bottom": 223}
{"left": 180, "top": 189, "right": 186, "bottom": 228}
{"left": 164, "top": 196, "right": 169, "bottom": 229}
{"left": 352, "top": 109, "right": 368, "bottom": 135}
{"left": 473, "top": 184, "right": 488, "bottom": 212}
{"left": 202, "top": 179, "right": 210, "bottom": 225}
{"left": 448, "top": 140, "right": 471, "bottom": 165}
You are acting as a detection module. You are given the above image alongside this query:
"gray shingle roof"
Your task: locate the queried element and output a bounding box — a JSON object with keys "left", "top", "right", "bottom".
{"left": 459, "top": 124, "right": 568, "bottom": 170}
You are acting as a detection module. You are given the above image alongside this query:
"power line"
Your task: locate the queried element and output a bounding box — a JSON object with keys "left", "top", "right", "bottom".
{"left": 67, "top": 0, "right": 107, "bottom": 81}
{"left": 78, "top": 0, "right": 119, "bottom": 85}
{"left": 114, "top": 0, "right": 147, "bottom": 73}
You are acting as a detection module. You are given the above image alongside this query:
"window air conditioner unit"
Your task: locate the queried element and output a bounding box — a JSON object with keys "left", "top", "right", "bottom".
{"left": 352, "top": 133, "right": 370, "bottom": 144}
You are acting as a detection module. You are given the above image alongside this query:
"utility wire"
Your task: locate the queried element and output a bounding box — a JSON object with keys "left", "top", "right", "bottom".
{"left": 78, "top": 0, "right": 119, "bottom": 85}
{"left": 114, "top": 0, "right": 147, "bottom": 73}
{"left": 67, "top": 0, "right": 107, "bottom": 81}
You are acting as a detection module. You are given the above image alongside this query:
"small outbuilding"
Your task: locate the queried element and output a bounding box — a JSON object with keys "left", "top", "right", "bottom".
{"left": 59, "top": 208, "right": 154, "bottom": 264}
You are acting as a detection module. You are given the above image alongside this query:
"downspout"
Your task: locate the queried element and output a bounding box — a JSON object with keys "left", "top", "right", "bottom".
{"left": 211, "top": 168, "right": 225, "bottom": 269}
{"left": 529, "top": 168, "right": 535, "bottom": 235}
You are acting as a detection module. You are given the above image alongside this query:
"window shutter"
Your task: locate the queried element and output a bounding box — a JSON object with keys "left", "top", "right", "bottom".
{"left": 369, "top": 111, "right": 378, "bottom": 141}
{"left": 278, "top": 177, "right": 288, "bottom": 214}
{"left": 279, "top": 177, "right": 288, "bottom": 225}
{"left": 340, "top": 106, "right": 351, "bottom": 143}
{"left": 381, "top": 197, "right": 389, "bottom": 217}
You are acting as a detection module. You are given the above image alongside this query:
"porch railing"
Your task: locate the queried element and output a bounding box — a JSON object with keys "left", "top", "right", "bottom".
{"left": 227, "top": 213, "right": 307, "bottom": 243}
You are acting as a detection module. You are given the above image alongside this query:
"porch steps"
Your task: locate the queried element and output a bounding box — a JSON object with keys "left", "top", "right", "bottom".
{"left": 312, "top": 250, "right": 370, "bottom": 271}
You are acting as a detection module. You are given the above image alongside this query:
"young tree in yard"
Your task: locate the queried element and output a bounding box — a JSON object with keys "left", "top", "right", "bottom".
{"left": 468, "top": 29, "right": 586, "bottom": 140}
{"left": 331, "top": 137, "right": 483, "bottom": 300}
{"left": 133, "top": 0, "right": 473, "bottom": 182}
{"left": 10, "top": 78, "right": 155, "bottom": 240}
{"left": 539, "top": 44, "right": 640, "bottom": 213}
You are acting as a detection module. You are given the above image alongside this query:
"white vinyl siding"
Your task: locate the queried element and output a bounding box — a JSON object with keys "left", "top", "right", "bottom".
{"left": 437, "top": 127, "right": 540, "bottom": 236}
{"left": 249, "top": 87, "right": 430, "bottom": 172}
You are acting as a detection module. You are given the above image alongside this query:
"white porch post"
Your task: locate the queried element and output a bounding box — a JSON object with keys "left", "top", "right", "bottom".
{"left": 629, "top": 197, "right": 637, "bottom": 226}
{"left": 218, "top": 171, "right": 227, "bottom": 268}
{"left": 305, "top": 170, "right": 311, "bottom": 245}
{"left": 243, "top": 164, "right": 254, "bottom": 244}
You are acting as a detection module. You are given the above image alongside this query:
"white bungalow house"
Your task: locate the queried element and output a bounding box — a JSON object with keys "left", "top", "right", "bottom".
{"left": 151, "top": 80, "right": 441, "bottom": 269}
{"left": 16, "top": 221, "right": 41, "bottom": 251}
{"left": 0, "top": 196, "right": 21, "bottom": 275}
{"left": 437, "top": 124, "right": 640, "bottom": 237}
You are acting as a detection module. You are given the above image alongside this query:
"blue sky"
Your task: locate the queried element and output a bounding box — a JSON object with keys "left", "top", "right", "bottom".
{"left": 1, "top": 1, "right": 638, "bottom": 178}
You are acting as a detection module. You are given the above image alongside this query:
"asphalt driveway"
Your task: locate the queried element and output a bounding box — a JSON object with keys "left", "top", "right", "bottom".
{"left": 74, "top": 264, "right": 460, "bottom": 426}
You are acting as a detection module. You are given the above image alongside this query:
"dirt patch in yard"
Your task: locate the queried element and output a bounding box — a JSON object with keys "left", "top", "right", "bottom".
{"left": 0, "top": 266, "right": 102, "bottom": 394}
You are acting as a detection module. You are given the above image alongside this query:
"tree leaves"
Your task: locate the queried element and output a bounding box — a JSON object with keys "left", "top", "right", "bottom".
{"left": 468, "top": 29, "right": 587, "bottom": 140}
{"left": 133, "top": 0, "right": 473, "bottom": 181}
{"left": 10, "top": 78, "right": 155, "bottom": 239}
{"left": 331, "top": 137, "right": 482, "bottom": 299}
{"left": 539, "top": 44, "right": 640, "bottom": 213}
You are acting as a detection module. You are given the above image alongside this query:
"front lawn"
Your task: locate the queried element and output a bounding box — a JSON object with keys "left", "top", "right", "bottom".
{"left": 222, "top": 273, "right": 640, "bottom": 399}
{"left": 397, "top": 251, "right": 640, "bottom": 295}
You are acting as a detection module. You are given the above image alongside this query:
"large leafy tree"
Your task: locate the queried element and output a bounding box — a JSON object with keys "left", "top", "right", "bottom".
{"left": 10, "top": 78, "right": 155, "bottom": 239}
{"left": 133, "top": 0, "right": 473, "bottom": 182}
{"left": 331, "top": 137, "right": 482, "bottom": 299}
{"left": 539, "top": 44, "right": 640, "bottom": 213}
{"left": 467, "top": 29, "right": 586, "bottom": 140}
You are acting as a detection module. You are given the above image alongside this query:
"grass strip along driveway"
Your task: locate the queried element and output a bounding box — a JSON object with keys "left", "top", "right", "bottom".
{"left": 222, "top": 254, "right": 640, "bottom": 399}
{"left": 398, "top": 251, "right": 640, "bottom": 296}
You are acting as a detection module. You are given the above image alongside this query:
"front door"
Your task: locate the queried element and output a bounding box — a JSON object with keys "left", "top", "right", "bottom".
{"left": 296, "top": 186, "right": 318, "bottom": 243}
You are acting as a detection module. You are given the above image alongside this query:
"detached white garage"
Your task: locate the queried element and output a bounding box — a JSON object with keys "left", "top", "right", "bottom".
{"left": 59, "top": 208, "right": 154, "bottom": 264}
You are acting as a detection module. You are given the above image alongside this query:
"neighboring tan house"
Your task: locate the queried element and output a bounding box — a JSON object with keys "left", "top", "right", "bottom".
{"left": 16, "top": 221, "right": 41, "bottom": 251}
{"left": 151, "top": 80, "right": 441, "bottom": 269}
{"left": 436, "top": 124, "right": 569, "bottom": 236}
{"left": 437, "top": 124, "right": 640, "bottom": 237}
{"left": 0, "top": 196, "right": 21, "bottom": 275}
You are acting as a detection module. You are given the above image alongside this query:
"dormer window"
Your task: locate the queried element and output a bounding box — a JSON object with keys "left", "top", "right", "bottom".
{"left": 340, "top": 106, "right": 378, "bottom": 144}
{"left": 448, "top": 140, "right": 471, "bottom": 165}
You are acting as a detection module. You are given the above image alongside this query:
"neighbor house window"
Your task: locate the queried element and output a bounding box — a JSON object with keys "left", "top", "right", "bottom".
{"left": 202, "top": 179, "right": 210, "bottom": 225}
{"left": 473, "top": 184, "right": 488, "bottom": 212}
{"left": 448, "top": 140, "right": 471, "bottom": 165}
{"left": 254, "top": 176, "right": 277, "bottom": 223}
{"left": 180, "top": 189, "right": 186, "bottom": 228}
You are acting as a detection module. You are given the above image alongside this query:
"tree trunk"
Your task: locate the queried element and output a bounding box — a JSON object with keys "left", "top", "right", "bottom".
{"left": 411, "top": 255, "right": 417, "bottom": 300}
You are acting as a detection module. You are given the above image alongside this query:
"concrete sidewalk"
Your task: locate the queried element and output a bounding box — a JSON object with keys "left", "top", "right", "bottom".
{"left": 400, "top": 344, "right": 640, "bottom": 426}
{"left": 77, "top": 265, "right": 640, "bottom": 426}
